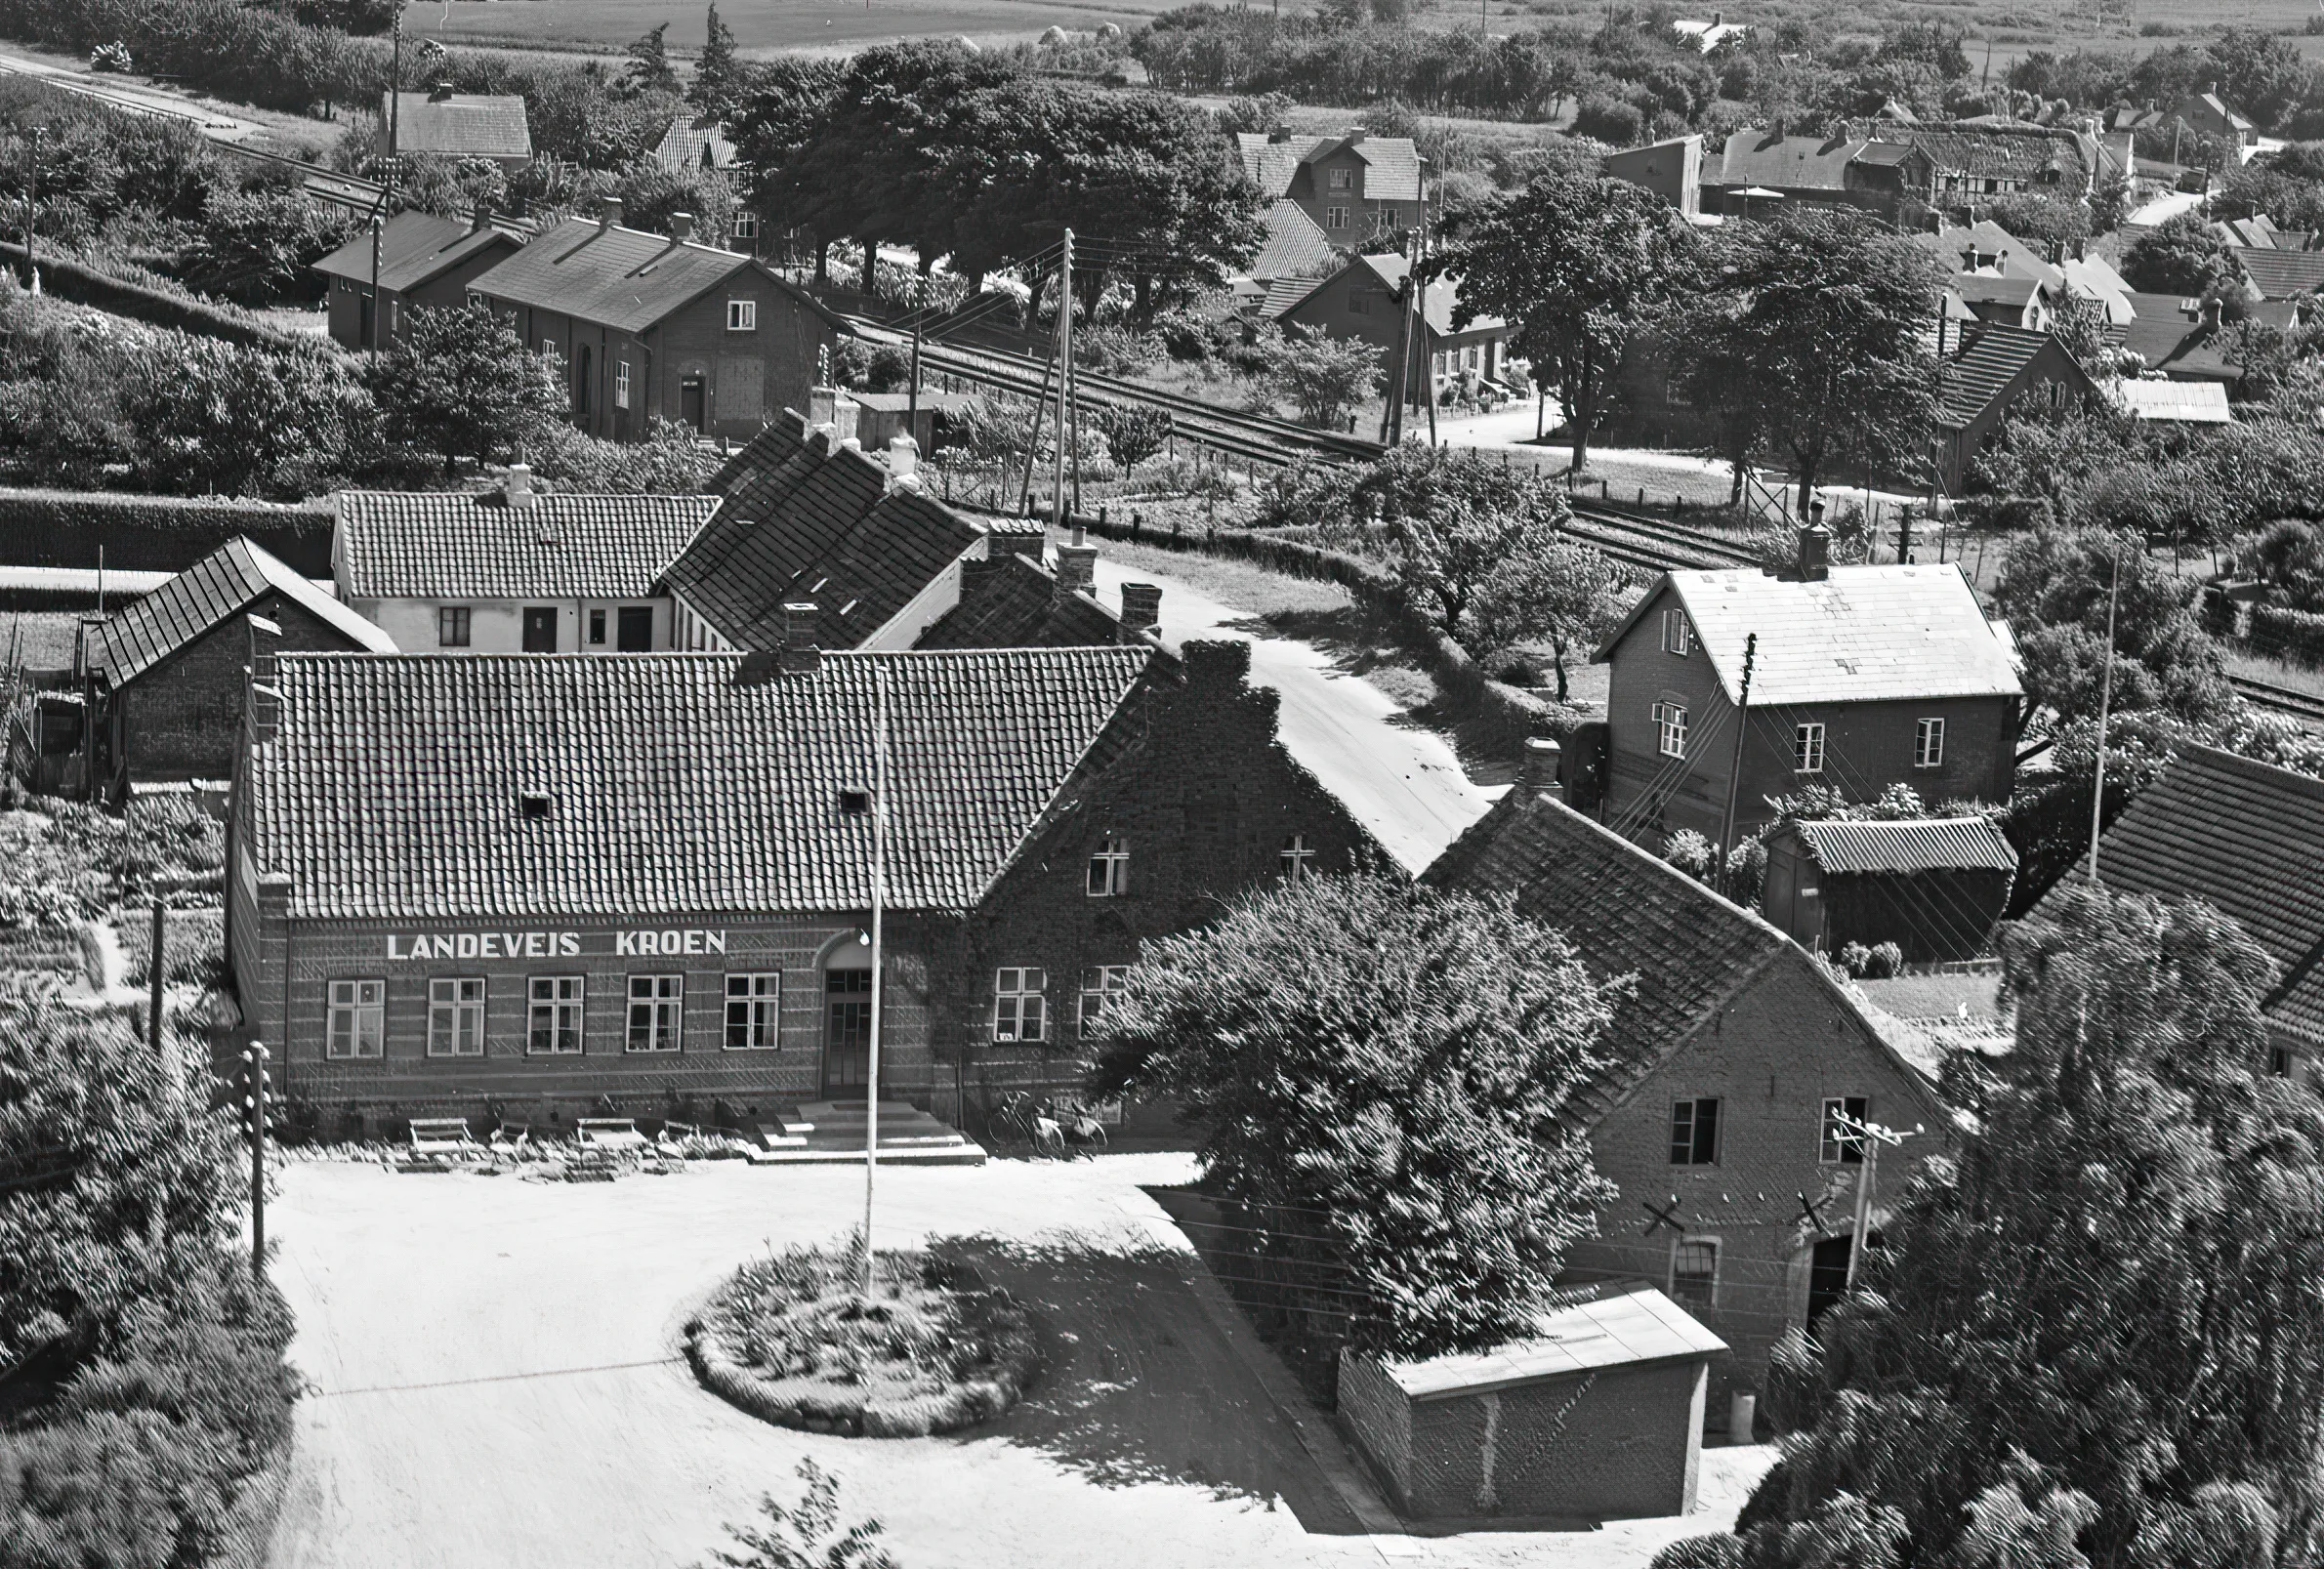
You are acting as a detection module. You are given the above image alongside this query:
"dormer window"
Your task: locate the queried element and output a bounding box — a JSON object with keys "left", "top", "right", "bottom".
{"left": 839, "top": 790, "right": 870, "bottom": 816}
{"left": 519, "top": 792, "right": 555, "bottom": 821}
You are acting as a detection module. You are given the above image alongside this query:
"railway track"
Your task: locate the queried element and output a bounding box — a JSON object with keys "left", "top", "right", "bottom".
{"left": 2231, "top": 674, "right": 2324, "bottom": 725}
{"left": 1565, "top": 499, "right": 1764, "bottom": 573}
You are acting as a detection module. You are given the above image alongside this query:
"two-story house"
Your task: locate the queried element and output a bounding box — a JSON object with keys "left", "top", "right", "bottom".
{"left": 1236, "top": 129, "right": 1425, "bottom": 242}
{"left": 332, "top": 470, "right": 718, "bottom": 654}
{"left": 1271, "top": 253, "right": 1509, "bottom": 405}
{"left": 464, "top": 199, "right": 852, "bottom": 443}
{"left": 1593, "top": 528, "right": 2023, "bottom": 847}
{"left": 309, "top": 207, "right": 525, "bottom": 351}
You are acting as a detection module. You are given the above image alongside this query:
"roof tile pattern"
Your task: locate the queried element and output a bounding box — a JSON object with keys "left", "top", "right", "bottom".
{"left": 1794, "top": 815, "right": 2018, "bottom": 874}
{"left": 387, "top": 92, "right": 531, "bottom": 160}
{"left": 915, "top": 553, "right": 1122, "bottom": 649}
{"left": 1249, "top": 200, "right": 1341, "bottom": 281}
{"left": 336, "top": 491, "right": 720, "bottom": 601}
{"left": 310, "top": 210, "right": 517, "bottom": 291}
{"left": 2235, "top": 246, "right": 2324, "bottom": 301}
{"left": 465, "top": 217, "right": 815, "bottom": 335}
{"left": 249, "top": 648, "right": 1154, "bottom": 921}
{"left": 1940, "top": 322, "right": 2087, "bottom": 426}
{"left": 98, "top": 538, "right": 394, "bottom": 685}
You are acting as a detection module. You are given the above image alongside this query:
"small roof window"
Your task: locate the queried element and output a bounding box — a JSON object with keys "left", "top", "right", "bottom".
{"left": 519, "top": 791, "right": 555, "bottom": 821}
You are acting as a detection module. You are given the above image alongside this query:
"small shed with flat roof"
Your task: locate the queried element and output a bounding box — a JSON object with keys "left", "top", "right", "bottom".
{"left": 1336, "top": 1285, "right": 1726, "bottom": 1522}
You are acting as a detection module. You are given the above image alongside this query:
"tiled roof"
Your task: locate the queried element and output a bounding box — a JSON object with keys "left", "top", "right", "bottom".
{"left": 1954, "top": 274, "right": 2043, "bottom": 310}
{"left": 665, "top": 420, "right": 982, "bottom": 650}
{"left": 1598, "top": 563, "right": 2022, "bottom": 707}
{"left": 1248, "top": 200, "right": 1340, "bottom": 282}
{"left": 1939, "top": 322, "right": 2088, "bottom": 427}
{"left": 1236, "top": 133, "right": 1314, "bottom": 199}
{"left": 1794, "top": 816, "right": 2018, "bottom": 874}
{"left": 310, "top": 210, "right": 519, "bottom": 291}
{"left": 1873, "top": 123, "right": 2093, "bottom": 183}
{"left": 915, "top": 552, "right": 1123, "bottom": 649}
{"left": 96, "top": 538, "right": 394, "bottom": 687}
{"left": 1261, "top": 275, "right": 1318, "bottom": 319}
{"left": 385, "top": 92, "right": 531, "bottom": 160}
{"left": 1294, "top": 253, "right": 1503, "bottom": 337}
{"left": 2114, "top": 294, "right": 2240, "bottom": 381}
{"left": 247, "top": 647, "right": 1154, "bottom": 921}
{"left": 1919, "top": 220, "right": 2064, "bottom": 292}
{"left": 1710, "top": 132, "right": 1871, "bottom": 192}
{"left": 2035, "top": 744, "right": 2324, "bottom": 1044}
{"left": 336, "top": 491, "right": 720, "bottom": 601}
{"left": 654, "top": 115, "right": 740, "bottom": 173}
{"left": 2235, "top": 246, "right": 2324, "bottom": 301}
{"left": 464, "top": 216, "right": 846, "bottom": 336}
{"left": 1233, "top": 133, "right": 1424, "bottom": 203}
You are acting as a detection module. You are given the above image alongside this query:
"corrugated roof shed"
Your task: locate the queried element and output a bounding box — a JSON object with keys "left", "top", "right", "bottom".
{"left": 336, "top": 491, "right": 720, "bottom": 601}
{"left": 96, "top": 538, "right": 394, "bottom": 686}
{"left": 246, "top": 647, "right": 1154, "bottom": 921}
{"left": 2112, "top": 377, "right": 2233, "bottom": 421}
{"left": 385, "top": 91, "right": 531, "bottom": 160}
{"left": 310, "top": 209, "right": 519, "bottom": 291}
{"left": 1794, "top": 816, "right": 2018, "bottom": 874}
{"left": 2035, "top": 744, "right": 2324, "bottom": 1046}
{"left": 2235, "top": 246, "right": 2324, "bottom": 301}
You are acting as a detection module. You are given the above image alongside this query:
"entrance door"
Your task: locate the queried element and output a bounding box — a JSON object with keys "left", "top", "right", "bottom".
{"left": 680, "top": 377, "right": 706, "bottom": 433}
{"left": 574, "top": 344, "right": 593, "bottom": 419}
{"left": 823, "top": 968, "right": 872, "bottom": 1095}
{"left": 522, "top": 607, "right": 558, "bottom": 653}
{"left": 615, "top": 605, "right": 653, "bottom": 651}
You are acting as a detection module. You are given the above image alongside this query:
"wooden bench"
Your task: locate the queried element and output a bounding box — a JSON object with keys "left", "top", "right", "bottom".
{"left": 575, "top": 1117, "right": 648, "bottom": 1150}
{"left": 407, "top": 1118, "right": 480, "bottom": 1157}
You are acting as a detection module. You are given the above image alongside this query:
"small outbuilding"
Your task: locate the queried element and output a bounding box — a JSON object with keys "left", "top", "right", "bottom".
{"left": 1337, "top": 1286, "right": 1726, "bottom": 1523}
{"left": 1761, "top": 815, "right": 2017, "bottom": 964}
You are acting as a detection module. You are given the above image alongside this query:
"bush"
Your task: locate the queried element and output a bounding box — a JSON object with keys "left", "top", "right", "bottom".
{"left": 2247, "top": 601, "right": 2324, "bottom": 667}
{"left": 529, "top": 419, "right": 717, "bottom": 495}
{"left": 88, "top": 40, "right": 129, "bottom": 72}
{"left": 1838, "top": 939, "right": 1903, "bottom": 978}
{"left": 0, "top": 488, "right": 331, "bottom": 573}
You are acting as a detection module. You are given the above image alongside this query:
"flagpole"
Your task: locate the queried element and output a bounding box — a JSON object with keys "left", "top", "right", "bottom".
{"left": 862, "top": 661, "right": 889, "bottom": 1296}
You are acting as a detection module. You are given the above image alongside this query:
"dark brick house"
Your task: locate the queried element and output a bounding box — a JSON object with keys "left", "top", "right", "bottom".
{"left": 225, "top": 640, "right": 1371, "bottom": 1135}
{"left": 1426, "top": 778, "right": 1952, "bottom": 1425}
{"left": 88, "top": 537, "right": 394, "bottom": 795}
{"left": 310, "top": 208, "right": 524, "bottom": 352}
{"left": 1935, "top": 323, "right": 2097, "bottom": 492}
{"left": 1273, "top": 254, "right": 1508, "bottom": 405}
{"left": 1593, "top": 532, "right": 2023, "bottom": 847}
{"left": 1236, "top": 130, "right": 1424, "bottom": 242}
{"left": 465, "top": 200, "right": 853, "bottom": 443}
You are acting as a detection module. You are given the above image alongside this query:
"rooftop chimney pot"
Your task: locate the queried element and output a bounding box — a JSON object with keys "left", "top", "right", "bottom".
{"left": 886, "top": 433, "right": 919, "bottom": 485}
{"left": 429, "top": 81, "right": 453, "bottom": 102}
{"left": 600, "top": 196, "right": 623, "bottom": 230}
{"left": 1055, "top": 539, "right": 1099, "bottom": 600}
{"left": 1797, "top": 523, "right": 1831, "bottom": 582}
{"left": 670, "top": 211, "right": 694, "bottom": 242}
{"left": 1522, "top": 736, "right": 1564, "bottom": 798}
{"left": 1119, "top": 582, "right": 1163, "bottom": 644}
{"left": 779, "top": 602, "right": 822, "bottom": 676}
{"left": 471, "top": 205, "right": 493, "bottom": 234}
{"left": 505, "top": 462, "right": 534, "bottom": 508}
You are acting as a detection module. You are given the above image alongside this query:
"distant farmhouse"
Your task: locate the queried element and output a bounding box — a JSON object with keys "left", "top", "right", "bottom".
{"left": 381, "top": 85, "right": 531, "bottom": 172}
{"left": 1267, "top": 253, "right": 1510, "bottom": 406}
{"left": 1698, "top": 131, "right": 1932, "bottom": 224}
{"left": 1235, "top": 129, "right": 1424, "bottom": 242}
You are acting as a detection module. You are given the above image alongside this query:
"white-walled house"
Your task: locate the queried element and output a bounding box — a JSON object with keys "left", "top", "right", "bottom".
{"left": 332, "top": 470, "right": 718, "bottom": 655}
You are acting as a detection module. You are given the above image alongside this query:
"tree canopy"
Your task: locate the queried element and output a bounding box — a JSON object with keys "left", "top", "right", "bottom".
{"left": 2122, "top": 211, "right": 2239, "bottom": 297}
{"left": 364, "top": 301, "right": 566, "bottom": 475}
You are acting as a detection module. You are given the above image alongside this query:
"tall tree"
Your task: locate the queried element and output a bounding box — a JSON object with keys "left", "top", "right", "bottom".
{"left": 1994, "top": 524, "right": 2236, "bottom": 727}
{"left": 1658, "top": 885, "right": 2324, "bottom": 1569}
{"left": 364, "top": 301, "right": 566, "bottom": 475}
{"left": 1468, "top": 536, "right": 1628, "bottom": 701}
{"left": 2121, "top": 210, "right": 2238, "bottom": 295}
{"left": 625, "top": 23, "right": 682, "bottom": 99}
{"left": 688, "top": 3, "right": 749, "bottom": 120}
{"left": 1086, "top": 872, "right": 1620, "bottom": 1359}
{"left": 1256, "top": 323, "right": 1382, "bottom": 432}
{"left": 1436, "top": 173, "right": 1702, "bottom": 475}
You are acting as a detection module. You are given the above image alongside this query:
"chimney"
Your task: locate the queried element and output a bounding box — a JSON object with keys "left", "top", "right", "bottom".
{"left": 670, "top": 211, "right": 694, "bottom": 243}
{"left": 886, "top": 433, "right": 919, "bottom": 486}
{"left": 1268, "top": 127, "right": 1294, "bottom": 144}
{"left": 429, "top": 81, "right": 454, "bottom": 102}
{"left": 1521, "top": 736, "right": 1563, "bottom": 798}
{"left": 2204, "top": 295, "right": 2223, "bottom": 329}
{"left": 779, "top": 602, "right": 821, "bottom": 675}
{"left": 505, "top": 462, "right": 534, "bottom": 508}
{"left": 1119, "top": 582, "right": 1162, "bottom": 643}
{"left": 600, "top": 196, "right": 624, "bottom": 231}
{"left": 1344, "top": 126, "right": 1367, "bottom": 144}
{"left": 1713, "top": 10, "right": 1722, "bottom": 22}
{"left": 807, "top": 385, "right": 858, "bottom": 448}
{"left": 1796, "top": 523, "right": 1831, "bottom": 582}
{"left": 1055, "top": 522, "right": 1098, "bottom": 599}
{"left": 471, "top": 205, "right": 493, "bottom": 234}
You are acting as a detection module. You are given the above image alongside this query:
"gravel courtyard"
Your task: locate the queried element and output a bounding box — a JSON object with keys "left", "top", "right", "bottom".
{"left": 265, "top": 1153, "right": 1771, "bottom": 1569}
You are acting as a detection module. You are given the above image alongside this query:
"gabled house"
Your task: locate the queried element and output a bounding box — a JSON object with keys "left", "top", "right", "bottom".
{"left": 2172, "top": 85, "right": 2258, "bottom": 147}
{"left": 381, "top": 86, "right": 531, "bottom": 172}
{"left": 1868, "top": 122, "right": 2098, "bottom": 205}
{"left": 86, "top": 537, "right": 394, "bottom": 794}
{"left": 2114, "top": 292, "right": 2244, "bottom": 385}
{"left": 309, "top": 208, "right": 525, "bottom": 351}
{"left": 333, "top": 471, "right": 719, "bottom": 654}
{"left": 2233, "top": 245, "right": 2324, "bottom": 303}
{"left": 2036, "top": 743, "right": 2324, "bottom": 1076}
{"left": 1603, "top": 135, "right": 1704, "bottom": 219}
{"left": 1234, "top": 129, "right": 1424, "bottom": 241}
{"left": 1426, "top": 773, "right": 1952, "bottom": 1425}
{"left": 1271, "top": 253, "right": 1508, "bottom": 405}
{"left": 465, "top": 199, "right": 853, "bottom": 442}
{"left": 1935, "top": 322, "right": 2098, "bottom": 491}
{"left": 1701, "top": 131, "right": 1930, "bottom": 223}
{"left": 1592, "top": 531, "right": 2023, "bottom": 846}
{"left": 1232, "top": 200, "right": 1342, "bottom": 311}
{"left": 650, "top": 115, "right": 762, "bottom": 254}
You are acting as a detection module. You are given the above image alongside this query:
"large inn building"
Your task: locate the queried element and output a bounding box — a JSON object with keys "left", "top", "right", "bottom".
{"left": 225, "top": 634, "right": 1369, "bottom": 1135}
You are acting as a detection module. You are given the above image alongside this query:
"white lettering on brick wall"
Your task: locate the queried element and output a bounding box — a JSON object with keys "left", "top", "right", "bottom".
{"left": 381, "top": 929, "right": 726, "bottom": 961}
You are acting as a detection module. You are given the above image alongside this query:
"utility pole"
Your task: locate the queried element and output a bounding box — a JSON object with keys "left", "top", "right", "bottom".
{"left": 23, "top": 125, "right": 42, "bottom": 293}
{"left": 1837, "top": 1113, "right": 1917, "bottom": 1291}
{"left": 367, "top": 212, "right": 384, "bottom": 353}
{"left": 1716, "top": 632, "right": 1758, "bottom": 890}
{"left": 1053, "top": 228, "right": 1072, "bottom": 532}
{"left": 2087, "top": 546, "right": 2123, "bottom": 887}
{"left": 1417, "top": 165, "right": 1437, "bottom": 447}
{"left": 906, "top": 279, "right": 923, "bottom": 442}
{"left": 1385, "top": 227, "right": 1417, "bottom": 445}
{"left": 244, "top": 1045, "right": 269, "bottom": 1283}
{"left": 860, "top": 663, "right": 890, "bottom": 1297}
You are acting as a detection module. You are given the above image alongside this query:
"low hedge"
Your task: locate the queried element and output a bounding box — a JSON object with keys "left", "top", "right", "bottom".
{"left": 0, "top": 489, "right": 334, "bottom": 575}
{"left": 0, "top": 240, "right": 311, "bottom": 351}
{"left": 2247, "top": 602, "right": 2324, "bottom": 669}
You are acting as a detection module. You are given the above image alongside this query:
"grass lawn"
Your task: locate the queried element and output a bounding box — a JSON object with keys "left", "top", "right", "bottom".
{"left": 2225, "top": 646, "right": 2324, "bottom": 701}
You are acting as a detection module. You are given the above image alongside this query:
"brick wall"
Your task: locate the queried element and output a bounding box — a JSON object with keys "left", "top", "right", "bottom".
{"left": 651, "top": 277, "right": 839, "bottom": 444}
{"left": 1561, "top": 947, "right": 1950, "bottom": 1424}
{"left": 113, "top": 596, "right": 368, "bottom": 784}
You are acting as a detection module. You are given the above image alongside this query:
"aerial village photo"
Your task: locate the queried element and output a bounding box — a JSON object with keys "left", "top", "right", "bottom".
{"left": 16, "top": 0, "right": 2324, "bottom": 1565}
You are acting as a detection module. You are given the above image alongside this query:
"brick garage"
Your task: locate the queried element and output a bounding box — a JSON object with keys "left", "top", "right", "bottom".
{"left": 225, "top": 639, "right": 1371, "bottom": 1136}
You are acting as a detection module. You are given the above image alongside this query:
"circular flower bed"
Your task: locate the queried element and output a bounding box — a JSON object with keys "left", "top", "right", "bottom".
{"left": 685, "top": 1237, "right": 1038, "bottom": 1438}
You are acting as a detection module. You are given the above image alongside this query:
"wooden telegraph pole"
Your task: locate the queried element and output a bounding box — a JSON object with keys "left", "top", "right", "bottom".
{"left": 1716, "top": 632, "right": 1758, "bottom": 891}
{"left": 860, "top": 664, "right": 890, "bottom": 1297}
{"left": 1052, "top": 228, "right": 1073, "bottom": 532}
{"left": 244, "top": 1045, "right": 270, "bottom": 1282}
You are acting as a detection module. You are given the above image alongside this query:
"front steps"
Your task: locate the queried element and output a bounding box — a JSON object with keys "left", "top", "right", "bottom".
{"left": 748, "top": 1099, "right": 986, "bottom": 1166}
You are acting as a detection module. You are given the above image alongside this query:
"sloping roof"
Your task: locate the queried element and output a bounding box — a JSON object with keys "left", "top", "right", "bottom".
{"left": 1709, "top": 131, "right": 1869, "bottom": 192}
{"left": 1793, "top": 816, "right": 2018, "bottom": 874}
{"left": 1871, "top": 123, "right": 2093, "bottom": 183}
{"left": 2112, "top": 377, "right": 2233, "bottom": 422}
{"left": 1233, "top": 132, "right": 1424, "bottom": 204}
{"left": 246, "top": 647, "right": 1155, "bottom": 921}
{"left": 310, "top": 210, "right": 519, "bottom": 291}
{"left": 2035, "top": 744, "right": 2324, "bottom": 1044}
{"left": 385, "top": 92, "right": 531, "bottom": 160}
{"left": 663, "top": 419, "right": 982, "bottom": 651}
{"left": 1236, "top": 132, "right": 1315, "bottom": 199}
{"left": 2115, "top": 293, "right": 2241, "bottom": 381}
{"left": 1939, "top": 323, "right": 2092, "bottom": 427}
{"left": 464, "top": 216, "right": 847, "bottom": 336}
{"left": 1377, "top": 1287, "right": 1727, "bottom": 1400}
{"left": 2182, "top": 91, "right": 2254, "bottom": 131}
{"left": 915, "top": 551, "right": 1123, "bottom": 649}
{"left": 96, "top": 538, "right": 394, "bottom": 687}
{"left": 1344, "top": 253, "right": 1505, "bottom": 336}
{"left": 1261, "top": 274, "right": 1318, "bottom": 319}
{"left": 1953, "top": 274, "right": 2043, "bottom": 311}
{"left": 336, "top": 491, "right": 720, "bottom": 601}
{"left": 1248, "top": 199, "right": 1340, "bottom": 282}
{"left": 1598, "top": 563, "right": 2022, "bottom": 707}
{"left": 654, "top": 115, "right": 740, "bottom": 174}
{"left": 2235, "top": 246, "right": 2324, "bottom": 301}
{"left": 1920, "top": 220, "right": 2064, "bottom": 292}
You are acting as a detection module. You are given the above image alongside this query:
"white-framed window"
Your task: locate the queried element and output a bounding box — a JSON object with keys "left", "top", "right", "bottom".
{"left": 1661, "top": 608, "right": 1693, "bottom": 655}
{"left": 1280, "top": 833, "right": 1316, "bottom": 882}
{"left": 1795, "top": 723, "right": 1825, "bottom": 773}
{"left": 731, "top": 210, "right": 758, "bottom": 239}
{"left": 326, "top": 979, "right": 385, "bottom": 1059}
{"left": 437, "top": 606, "right": 472, "bottom": 648}
{"left": 1653, "top": 701, "right": 1688, "bottom": 759}
{"left": 1671, "top": 1237, "right": 1719, "bottom": 1310}
{"left": 1326, "top": 205, "right": 1349, "bottom": 229}
{"left": 541, "top": 337, "right": 557, "bottom": 358}
{"left": 1079, "top": 965, "right": 1130, "bottom": 1039}
{"left": 1328, "top": 166, "right": 1353, "bottom": 189}
{"left": 725, "top": 972, "right": 779, "bottom": 1050}
{"left": 427, "top": 976, "right": 485, "bottom": 1057}
{"left": 1670, "top": 1096, "right": 1721, "bottom": 1165}
{"left": 726, "top": 299, "right": 758, "bottom": 331}
{"left": 1378, "top": 205, "right": 1399, "bottom": 229}
{"left": 528, "top": 975, "right": 584, "bottom": 1054}
{"left": 1821, "top": 1095, "right": 1868, "bottom": 1164}
{"left": 1087, "top": 836, "right": 1129, "bottom": 897}
{"left": 1915, "top": 717, "right": 1945, "bottom": 768}
{"left": 627, "top": 974, "right": 683, "bottom": 1052}
{"left": 614, "top": 359, "right": 631, "bottom": 410}
{"left": 993, "top": 968, "right": 1045, "bottom": 1043}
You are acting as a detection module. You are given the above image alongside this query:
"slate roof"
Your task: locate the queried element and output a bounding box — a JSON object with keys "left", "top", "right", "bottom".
{"left": 1597, "top": 563, "right": 2022, "bottom": 707}
{"left": 1939, "top": 323, "right": 2091, "bottom": 427}
{"left": 385, "top": 92, "right": 531, "bottom": 160}
{"left": 2235, "top": 246, "right": 2324, "bottom": 301}
{"left": 1378, "top": 1286, "right": 1726, "bottom": 1400}
{"left": 2035, "top": 744, "right": 2324, "bottom": 1045}
{"left": 1248, "top": 199, "right": 1340, "bottom": 281}
{"left": 335, "top": 491, "right": 720, "bottom": 601}
{"left": 915, "top": 551, "right": 1124, "bottom": 649}
{"left": 96, "top": 538, "right": 394, "bottom": 687}
{"left": 2114, "top": 293, "right": 2241, "bottom": 381}
{"left": 665, "top": 419, "right": 983, "bottom": 651}
{"left": 465, "top": 216, "right": 848, "bottom": 336}
{"left": 1793, "top": 816, "right": 2018, "bottom": 875}
{"left": 653, "top": 115, "right": 740, "bottom": 174}
{"left": 1233, "top": 132, "right": 1424, "bottom": 203}
{"left": 309, "top": 210, "right": 519, "bottom": 291}
{"left": 1709, "top": 132, "right": 1870, "bottom": 192}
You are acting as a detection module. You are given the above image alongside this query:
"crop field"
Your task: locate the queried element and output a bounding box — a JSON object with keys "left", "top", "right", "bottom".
{"left": 395, "top": 0, "right": 1182, "bottom": 55}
